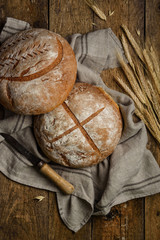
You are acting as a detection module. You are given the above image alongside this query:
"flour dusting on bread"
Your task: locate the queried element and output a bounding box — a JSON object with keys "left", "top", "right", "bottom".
{"left": 0, "top": 28, "right": 77, "bottom": 115}
{"left": 34, "top": 83, "right": 123, "bottom": 168}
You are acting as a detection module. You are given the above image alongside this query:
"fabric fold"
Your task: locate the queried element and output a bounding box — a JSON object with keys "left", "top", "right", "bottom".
{"left": 57, "top": 193, "right": 94, "bottom": 232}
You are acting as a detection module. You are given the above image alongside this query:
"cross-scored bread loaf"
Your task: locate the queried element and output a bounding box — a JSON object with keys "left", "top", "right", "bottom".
{"left": 0, "top": 28, "right": 77, "bottom": 115}
{"left": 34, "top": 83, "right": 123, "bottom": 168}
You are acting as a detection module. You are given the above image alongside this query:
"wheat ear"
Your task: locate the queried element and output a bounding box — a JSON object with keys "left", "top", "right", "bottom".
{"left": 85, "top": 0, "right": 106, "bottom": 21}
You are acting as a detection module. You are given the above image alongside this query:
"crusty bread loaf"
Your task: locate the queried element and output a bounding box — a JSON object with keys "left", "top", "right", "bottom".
{"left": 34, "top": 83, "right": 123, "bottom": 168}
{"left": 0, "top": 28, "right": 77, "bottom": 115}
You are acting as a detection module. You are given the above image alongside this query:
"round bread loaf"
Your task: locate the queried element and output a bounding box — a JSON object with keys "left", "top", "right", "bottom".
{"left": 0, "top": 28, "right": 77, "bottom": 115}
{"left": 34, "top": 83, "right": 123, "bottom": 168}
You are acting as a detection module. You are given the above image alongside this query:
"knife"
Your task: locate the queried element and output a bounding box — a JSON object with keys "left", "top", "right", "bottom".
{"left": 1, "top": 133, "right": 74, "bottom": 195}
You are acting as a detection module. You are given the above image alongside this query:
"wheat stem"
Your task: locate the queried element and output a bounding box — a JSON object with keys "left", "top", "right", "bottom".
{"left": 150, "top": 46, "right": 160, "bottom": 74}
{"left": 147, "top": 80, "right": 160, "bottom": 120}
{"left": 135, "top": 64, "right": 152, "bottom": 102}
{"left": 121, "top": 24, "right": 144, "bottom": 62}
{"left": 121, "top": 34, "right": 135, "bottom": 71}
{"left": 117, "top": 52, "right": 146, "bottom": 105}
{"left": 134, "top": 65, "right": 160, "bottom": 129}
{"left": 143, "top": 49, "right": 160, "bottom": 94}
{"left": 114, "top": 75, "right": 160, "bottom": 142}
{"left": 113, "top": 25, "right": 160, "bottom": 143}
{"left": 135, "top": 109, "right": 160, "bottom": 143}
{"left": 114, "top": 75, "right": 143, "bottom": 110}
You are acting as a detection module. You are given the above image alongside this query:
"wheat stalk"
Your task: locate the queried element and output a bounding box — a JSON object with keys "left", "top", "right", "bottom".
{"left": 134, "top": 64, "right": 160, "bottom": 127}
{"left": 114, "top": 75, "right": 142, "bottom": 109}
{"left": 121, "top": 24, "right": 144, "bottom": 61}
{"left": 113, "top": 25, "right": 160, "bottom": 144}
{"left": 121, "top": 34, "right": 152, "bottom": 101}
{"left": 135, "top": 64, "right": 152, "bottom": 102}
{"left": 121, "top": 34, "right": 135, "bottom": 71}
{"left": 114, "top": 76, "right": 160, "bottom": 143}
{"left": 143, "top": 49, "right": 160, "bottom": 94}
{"left": 150, "top": 46, "right": 160, "bottom": 74}
{"left": 117, "top": 52, "right": 146, "bottom": 105}
{"left": 135, "top": 109, "right": 160, "bottom": 143}
{"left": 85, "top": 0, "right": 106, "bottom": 21}
{"left": 114, "top": 75, "right": 158, "bottom": 132}
{"left": 147, "top": 80, "right": 160, "bottom": 120}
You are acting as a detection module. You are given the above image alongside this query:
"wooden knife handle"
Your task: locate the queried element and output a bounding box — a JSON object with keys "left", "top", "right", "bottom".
{"left": 38, "top": 162, "right": 74, "bottom": 195}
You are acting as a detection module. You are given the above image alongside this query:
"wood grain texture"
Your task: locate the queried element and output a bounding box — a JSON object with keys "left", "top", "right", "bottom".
{"left": 47, "top": 1, "right": 93, "bottom": 238}
{"left": 0, "top": 0, "right": 160, "bottom": 239}
{"left": 90, "top": 2, "right": 129, "bottom": 238}
{"left": 145, "top": 0, "right": 160, "bottom": 58}
{"left": 49, "top": 0, "right": 93, "bottom": 37}
{"left": 0, "top": 1, "right": 49, "bottom": 239}
{"left": 92, "top": 199, "right": 144, "bottom": 240}
{"left": 91, "top": 1, "right": 146, "bottom": 239}
{"left": 0, "top": 0, "right": 48, "bottom": 29}
{"left": 145, "top": 1, "right": 160, "bottom": 239}
{"left": 0, "top": 176, "right": 49, "bottom": 240}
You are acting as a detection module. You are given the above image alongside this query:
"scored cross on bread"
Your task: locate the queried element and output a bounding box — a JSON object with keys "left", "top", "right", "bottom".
{"left": 34, "top": 83, "right": 123, "bottom": 168}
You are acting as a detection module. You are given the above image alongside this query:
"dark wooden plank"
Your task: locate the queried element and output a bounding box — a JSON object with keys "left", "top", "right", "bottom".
{"left": 145, "top": 1, "right": 160, "bottom": 239}
{"left": 49, "top": 0, "right": 93, "bottom": 37}
{"left": 48, "top": 0, "right": 93, "bottom": 238}
{"left": 91, "top": 0, "right": 128, "bottom": 238}
{"left": 92, "top": 206, "right": 121, "bottom": 240}
{"left": 92, "top": 200, "right": 144, "bottom": 240}
{"left": 145, "top": 0, "right": 160, "bottom": 58}
{"left": 0, "top": 175, "right": 49, "bottom": 240}
{"left": 0, "top": 0, "right": 48, "bottom": 29}
{"left": 92, "top": 0, "right": 146, "bottom": 239}
{"left": 145, "top": 194, "right": 160, "bottom": 240}
{"left": 0, "top": 1, "right": 49, "bottom": 239}
{"left": 92, "top": 0, "right": 128, "bottom": 36}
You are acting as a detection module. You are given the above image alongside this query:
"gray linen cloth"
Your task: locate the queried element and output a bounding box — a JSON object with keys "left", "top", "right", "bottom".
{"left": 0, "top": 18, "right": 160, "bottom": 232}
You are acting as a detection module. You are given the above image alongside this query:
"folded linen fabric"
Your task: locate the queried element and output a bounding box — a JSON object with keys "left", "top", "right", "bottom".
{"left": 0, "top": 17, "right": 159, "bottom": 232}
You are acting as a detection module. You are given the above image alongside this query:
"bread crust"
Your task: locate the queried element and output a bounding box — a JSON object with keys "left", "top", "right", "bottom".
{"left": 34, "top": 83, "right": 123, "bottom": 168}
{"left": 0, "top": 28, "right": 77, "bottom": 115}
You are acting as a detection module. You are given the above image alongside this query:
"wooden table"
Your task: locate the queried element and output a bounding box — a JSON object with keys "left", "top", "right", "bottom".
{"left": 0, "top": 1, "right": 160, "bottom": 239}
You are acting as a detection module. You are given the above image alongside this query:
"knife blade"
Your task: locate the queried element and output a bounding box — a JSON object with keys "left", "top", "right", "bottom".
{"left": 1, "top": 133, "right": 74, "bottom": 195}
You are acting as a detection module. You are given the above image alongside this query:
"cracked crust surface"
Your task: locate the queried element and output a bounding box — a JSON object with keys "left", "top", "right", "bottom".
{"left": 34, "top": 83, "right": 123, "bottom": 168}
{"left": 0, "top": 28, "right": 77, "bottom": 115}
